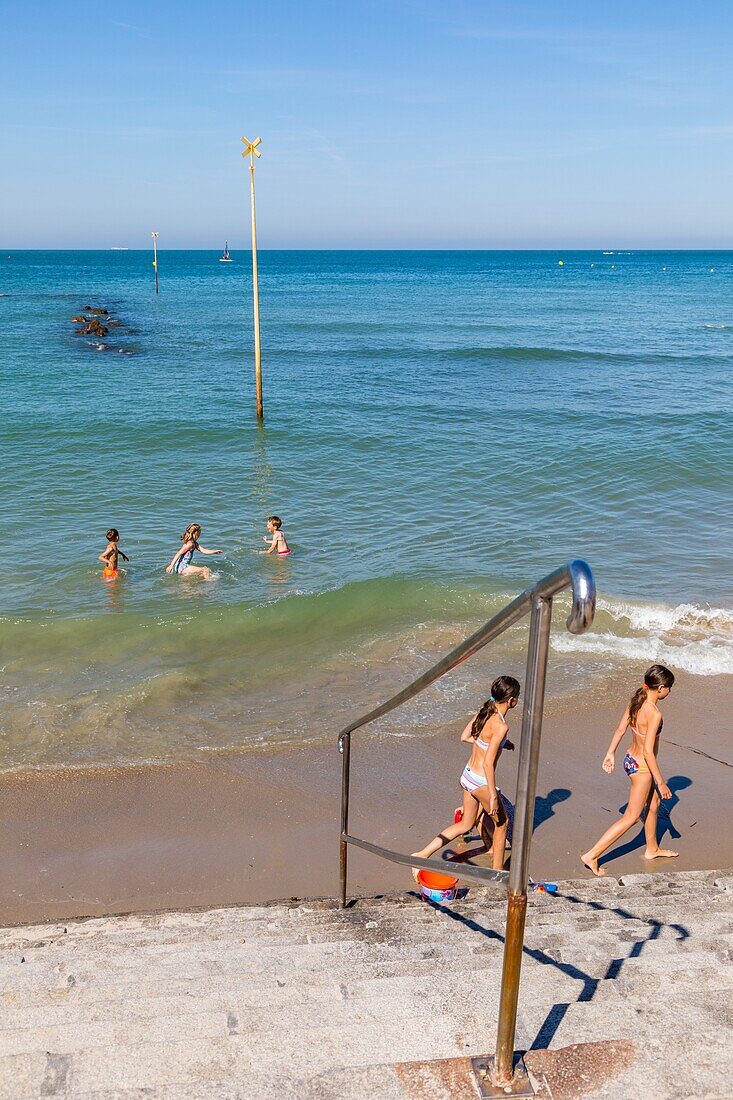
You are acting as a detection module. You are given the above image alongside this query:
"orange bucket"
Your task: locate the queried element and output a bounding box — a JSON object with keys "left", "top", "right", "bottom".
{"left": 416, "top": 869, "right": 459, "bottom": 903}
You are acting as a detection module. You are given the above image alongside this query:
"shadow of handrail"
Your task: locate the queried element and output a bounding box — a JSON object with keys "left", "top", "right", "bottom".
{"left": 414, "top": 887, "right": 689, "bottom": 1051}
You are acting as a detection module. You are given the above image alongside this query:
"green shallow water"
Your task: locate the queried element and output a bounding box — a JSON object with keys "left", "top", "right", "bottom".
{"left": 1, "top": 250, "right": 732, "bottom": 767}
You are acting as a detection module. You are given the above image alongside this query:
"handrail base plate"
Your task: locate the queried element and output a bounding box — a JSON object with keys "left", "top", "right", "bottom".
{"left": 471, "top": 1055, "right": 535, "bottom": 1098}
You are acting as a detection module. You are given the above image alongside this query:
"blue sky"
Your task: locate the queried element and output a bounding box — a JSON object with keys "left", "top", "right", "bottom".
{"left": 1, "top": 0, "right": 732, "bottom": 248}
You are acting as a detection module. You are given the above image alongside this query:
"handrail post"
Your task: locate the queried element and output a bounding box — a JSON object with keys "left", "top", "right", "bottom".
{"left": 493, "top": 592, "right": 553, "bottom": 1088}
{"left": 339, "top": 733, "right": 351, "bottom": 908}
{"left": 333, "top": 561, "right": 595, "bottom": 1092}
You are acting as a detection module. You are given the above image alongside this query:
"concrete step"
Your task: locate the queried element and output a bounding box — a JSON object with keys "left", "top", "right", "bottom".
{"left": 0, "top": 1018, "right": 483, "bottom": 1096}
{"left": 1, "top": 870, "right": 730, "bottom": 1099}
{"left": 2, "top": 950, "right": 583, "bottom": 1018}
{"left": 2, "top": 913, "right": 724, "bottom": 988}
{"left": 4, "top": 921, "right": 726, "bottom": 1004}
{"left": 4, "top": 897, "right": 717, "bottom": 968}
{"left": 0, "top": 992, "right": 495, "bottom": 1060}
{"left": 5, "top": 951, "right": 723, "bottom": 1037}
{"left": 8, "top": 927, "right": 721, "bottom": 999}
{"left": 0, "top": 867, "right": 723, "bottom": 946}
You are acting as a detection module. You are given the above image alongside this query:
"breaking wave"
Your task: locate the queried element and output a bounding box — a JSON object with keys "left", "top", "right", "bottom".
{"left": 552, "top": 596, "right": 733, "bottom": 677}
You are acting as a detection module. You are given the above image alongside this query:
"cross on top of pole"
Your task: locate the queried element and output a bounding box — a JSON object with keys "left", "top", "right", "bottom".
{"left": 241, "top": 136, "right": 262, "bottom": 160}
{"left": 151, "top": 231, "right": 159, "bottom": 239}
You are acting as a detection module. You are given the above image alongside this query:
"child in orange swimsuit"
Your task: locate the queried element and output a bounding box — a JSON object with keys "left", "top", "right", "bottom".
{"left": 261, "top": 515, "right": 291, "bottom": 556}
{"left": 582, "top": 663, "right": 677, "bottom": 877}
{"left": 98, "top": 528, "right": 129, "bottom": 579}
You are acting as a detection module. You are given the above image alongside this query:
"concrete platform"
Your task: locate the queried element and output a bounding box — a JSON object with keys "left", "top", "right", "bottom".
{"left": 1, "top": 869, "right": 731, "bottom": 1098}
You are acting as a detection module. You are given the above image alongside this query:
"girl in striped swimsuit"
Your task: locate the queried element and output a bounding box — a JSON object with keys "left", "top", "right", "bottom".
{"left": 411, "top": 676, "right": 520, "bottom": 878}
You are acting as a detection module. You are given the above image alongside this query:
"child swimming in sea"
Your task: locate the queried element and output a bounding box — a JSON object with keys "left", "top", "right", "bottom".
{"left": 98, "top": 528, "right": 129, "bottom": 579}
{"left": 166, "top": 523, "right": 222, "bottom": 580}
{"left": 261, "top": 515, "right": 291, "bottom": 556}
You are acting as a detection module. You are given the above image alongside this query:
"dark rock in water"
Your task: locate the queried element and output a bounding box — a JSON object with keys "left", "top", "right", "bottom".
{"left": 80, "top": 319, "right": 109, "bottom": 337}
{"left": 72, "top": 304, "right": 122, "bottom": 349}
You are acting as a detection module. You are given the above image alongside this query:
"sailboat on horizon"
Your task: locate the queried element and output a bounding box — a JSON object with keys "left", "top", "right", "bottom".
{"left": 219, "top": 241, "right": 233, "bottom": 263}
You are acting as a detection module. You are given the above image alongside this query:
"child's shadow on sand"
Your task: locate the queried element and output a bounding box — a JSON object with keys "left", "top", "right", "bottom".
{"left": 599, "top": 774, "right": 692, "bottom": 868}
{"left": 533, "top": 788, "right": 571, "bottom": 831}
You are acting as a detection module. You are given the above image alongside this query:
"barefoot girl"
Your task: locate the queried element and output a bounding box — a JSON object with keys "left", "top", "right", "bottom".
{"left": 581, "top": 664, "right": 677, "bottom": 877}
{"left": 411, "top": 676, "right": 520, "bottom": 877}
{"left": 166, "top": 523, "right": 222, "bottom": 580}
{"left": 98, "top": 528, "right": 129, "bottom": 579}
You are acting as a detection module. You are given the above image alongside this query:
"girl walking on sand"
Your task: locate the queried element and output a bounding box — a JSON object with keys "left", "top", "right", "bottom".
{"left": 582, "top": 663, "right": 678, "bottom": 877}
{"left": 166, "top": 523, "right": 222, "bottom": 581}
{"left": 411, "top": 676, "right": 520, "bottom": 877}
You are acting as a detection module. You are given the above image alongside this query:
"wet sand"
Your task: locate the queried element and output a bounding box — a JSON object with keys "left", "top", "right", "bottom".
{"left": 1, "top": 671, "right": 731, "bottom": 926}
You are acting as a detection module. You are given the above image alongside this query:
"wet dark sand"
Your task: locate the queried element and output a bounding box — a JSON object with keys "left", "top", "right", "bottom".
{"left": 1, "top": 672, "right": 730, "bottom": 926}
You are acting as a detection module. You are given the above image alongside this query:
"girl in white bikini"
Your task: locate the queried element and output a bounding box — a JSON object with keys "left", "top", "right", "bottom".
{"left": 411, "top": 676, "right": 520, "bottom": 877}
{"left": 582, "top": 663, "right": 677, "bottom": 877}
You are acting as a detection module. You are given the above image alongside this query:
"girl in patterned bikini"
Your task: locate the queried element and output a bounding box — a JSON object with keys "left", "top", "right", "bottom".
{"left": 582, "top": 663, "right": 677, "bottom": 877}
{"left": 410, "top": 676, "right": 520, "bottom": 880}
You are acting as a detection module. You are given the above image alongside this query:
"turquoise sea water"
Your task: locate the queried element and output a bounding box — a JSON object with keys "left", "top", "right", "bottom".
{"left": 1, "top": 250, "right": 732, "bottom": 768}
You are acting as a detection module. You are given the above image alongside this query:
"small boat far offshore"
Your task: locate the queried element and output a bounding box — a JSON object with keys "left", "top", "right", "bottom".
{"left": 219, "top": 241, "right": 233, "bottom": 263}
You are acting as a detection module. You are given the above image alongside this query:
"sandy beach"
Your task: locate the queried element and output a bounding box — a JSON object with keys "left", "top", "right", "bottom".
{"left": 1, "top": 670, "right": 730, "bottom": 927}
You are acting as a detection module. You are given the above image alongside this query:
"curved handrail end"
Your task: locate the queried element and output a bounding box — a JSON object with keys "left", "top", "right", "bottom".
{"left": 565, "top": 559, "right": 596, "bottom": 636}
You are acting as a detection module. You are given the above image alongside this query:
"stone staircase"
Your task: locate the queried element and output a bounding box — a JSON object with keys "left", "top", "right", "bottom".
{"left": 1, "top": 869, "right": 731, "bottom": 1099}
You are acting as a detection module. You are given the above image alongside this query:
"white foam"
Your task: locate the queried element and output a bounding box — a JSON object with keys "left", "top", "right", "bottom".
{"left": 552, "top": 631, "right": 733, "bottom": 677}
{"left": 597, "top": 596, "right": 733, "bottom": 638}
{"left": 552, "top": 595, "right": 733, "bottom": 677}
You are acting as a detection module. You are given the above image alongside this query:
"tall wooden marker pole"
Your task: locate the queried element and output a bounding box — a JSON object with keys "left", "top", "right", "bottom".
{"left": 151, "top": 231, "right": 159, "bottom": 294}
{"left": 241, "top": 136, "right": 263, "bottom": 419}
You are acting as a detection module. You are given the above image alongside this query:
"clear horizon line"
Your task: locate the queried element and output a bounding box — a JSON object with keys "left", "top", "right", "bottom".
{"left": 3, "top": 246, "right": 733, "bottom": 253}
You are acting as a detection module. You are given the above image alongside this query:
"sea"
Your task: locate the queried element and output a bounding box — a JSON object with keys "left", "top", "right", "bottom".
{"left": 1, "top": 249, "right": 732, "bottom": 770}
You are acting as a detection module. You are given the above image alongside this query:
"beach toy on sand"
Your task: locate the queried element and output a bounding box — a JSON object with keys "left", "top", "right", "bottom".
{"left": 417, "top": 870, "right": 459, "bottom": 903}
{"left": 532, "top": 881, "right": 558, "bottom": 895}
{"left": 102, "top": 567, "right": 118, "bottom": 579}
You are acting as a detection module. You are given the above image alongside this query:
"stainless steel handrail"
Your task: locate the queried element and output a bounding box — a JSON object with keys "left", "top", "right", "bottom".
{"left": 337, "top": 559, "right": 596, "bottom": 1089}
